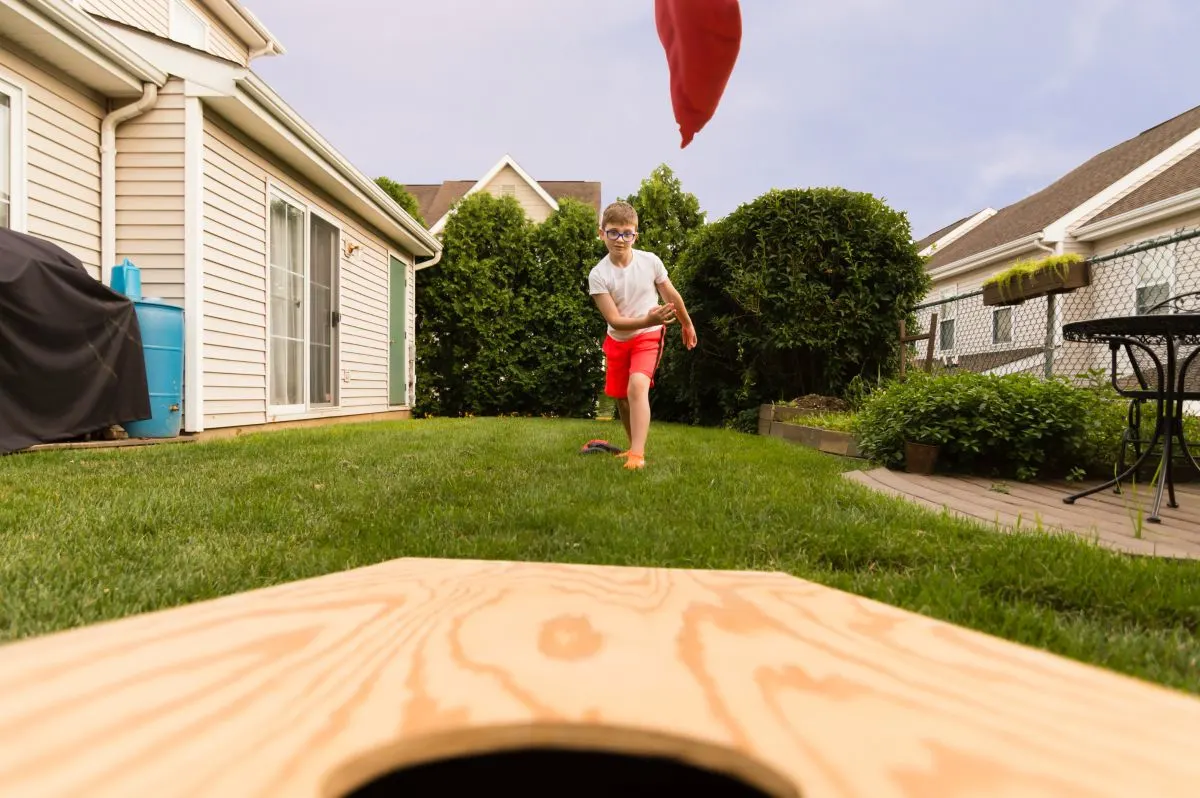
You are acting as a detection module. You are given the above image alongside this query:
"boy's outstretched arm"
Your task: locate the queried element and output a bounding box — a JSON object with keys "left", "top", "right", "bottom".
{"left": 592, "top": 293, "right": 676, "bottom": 331}
{"left": 656, "top": 279, "right": 697, "bottom": 350}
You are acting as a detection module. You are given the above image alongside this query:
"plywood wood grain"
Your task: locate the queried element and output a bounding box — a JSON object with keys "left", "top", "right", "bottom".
{"left": 0, "top": 557, "right": 1198, "bottom": 797}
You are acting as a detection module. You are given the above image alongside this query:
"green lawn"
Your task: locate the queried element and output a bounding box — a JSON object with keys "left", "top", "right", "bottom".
{"left": 2, "top": 417, "right": 1198, "bottom": 694}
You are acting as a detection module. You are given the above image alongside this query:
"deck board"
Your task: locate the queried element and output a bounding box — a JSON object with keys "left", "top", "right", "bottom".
{"left": 844, "top": 468, "right": 1200, "bottom": 559}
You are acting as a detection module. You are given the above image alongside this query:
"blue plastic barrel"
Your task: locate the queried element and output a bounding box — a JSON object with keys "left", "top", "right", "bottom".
{"left": 109, "top": 258, "right": 142, "bottom": 301}
{"left": 122, "top": 298, "right": 185, "bottom": 439}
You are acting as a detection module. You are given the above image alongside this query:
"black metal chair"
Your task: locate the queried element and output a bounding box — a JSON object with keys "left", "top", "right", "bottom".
{"left": 1112, "top": 291, "right": 1200, "bottom": 489}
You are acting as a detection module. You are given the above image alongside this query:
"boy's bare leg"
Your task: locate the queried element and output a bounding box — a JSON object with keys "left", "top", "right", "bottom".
{"left": 616, "top": 398, "right": 632, "bottom": 446}
{"left": 625, "top": 373, "right": 652, "bottom": 463}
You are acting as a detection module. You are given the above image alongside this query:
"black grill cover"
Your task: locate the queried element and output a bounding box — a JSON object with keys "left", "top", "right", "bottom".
{"left": 0, "top": 228, "right": 151, "bottom": 454}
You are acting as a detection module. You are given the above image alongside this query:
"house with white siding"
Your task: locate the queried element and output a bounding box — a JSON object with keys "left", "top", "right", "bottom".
{"left": 0, "top": 0, "right": 441, "bottom": 436}
{"left": 914, "top": 103, "right": 1200, "bottom": 376}
{"left": 406, "top": 153, "right": 602, "bottom": 238}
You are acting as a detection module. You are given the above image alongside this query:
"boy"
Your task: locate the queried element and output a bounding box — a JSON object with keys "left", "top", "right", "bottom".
{"left": 588, "top": 201, "right": 697, "bottom": 470}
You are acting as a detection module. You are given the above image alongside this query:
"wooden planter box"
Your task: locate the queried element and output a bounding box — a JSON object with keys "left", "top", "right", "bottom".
{"left": 758, "top": 404, "right": 863, "bottom": 458}
{"left": 982, "top": 260, "right": 1091, "bottom": 307}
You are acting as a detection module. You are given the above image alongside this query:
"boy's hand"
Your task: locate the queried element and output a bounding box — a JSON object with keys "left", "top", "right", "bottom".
{"left": 682, "top": 322, "right": 697, "bottom": 350}
{"left": 646, "top": 302, "right": 677, "bottom": 325}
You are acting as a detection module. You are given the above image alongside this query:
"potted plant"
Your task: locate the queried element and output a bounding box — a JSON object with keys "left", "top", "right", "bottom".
{"left": 981, "top": 253, "right": 1090, "bottom": 307}
{"left": 903, "top": 440, "right": 940, "bottom": 475}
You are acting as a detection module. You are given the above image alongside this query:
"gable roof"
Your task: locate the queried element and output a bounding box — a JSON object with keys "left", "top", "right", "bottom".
{"left": 1082, "top": 145, "right": 1200, "bottom": 226}
{"left": 2, "top": 0, "right": 167, "bottom": 96}
{"left": 926, "top": 103, "right": 1200, "bottom": 270}
{"left": 915, "top": 207, "right": 996, "bottom": 256}
{"left": 916, "top": 215, "right": 973, "bottom": 251}
{"left": 406, "top": 154, "right": 602, "bottom": 234}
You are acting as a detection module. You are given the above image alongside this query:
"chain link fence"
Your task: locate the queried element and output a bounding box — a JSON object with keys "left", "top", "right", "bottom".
{"left": 905, "top": 227, "right": 1200, "bottom": 389}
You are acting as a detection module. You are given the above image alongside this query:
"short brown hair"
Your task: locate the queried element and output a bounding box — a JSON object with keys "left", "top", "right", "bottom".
{"left": 601, "top": 201, "right": 638, "bottom": 228}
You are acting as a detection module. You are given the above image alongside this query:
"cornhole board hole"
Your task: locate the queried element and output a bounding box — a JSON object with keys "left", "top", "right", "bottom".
{"left": 1, "top": 557, "right": 1199, "bottom": 797}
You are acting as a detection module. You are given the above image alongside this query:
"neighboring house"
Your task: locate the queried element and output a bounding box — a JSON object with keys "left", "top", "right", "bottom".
{"left": 0, "top": 0, "right": 440, "bottom": 437}
{"left": 914, "top": 103, "right": 1200, "bottom": 375}
{"left": 407, "top": 153, "right": 601, "bottom": 237}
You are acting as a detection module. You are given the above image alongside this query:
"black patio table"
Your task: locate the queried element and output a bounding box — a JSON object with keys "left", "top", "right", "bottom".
{"left": 1061, "top": 312, "right": 1200, "bottom": 523}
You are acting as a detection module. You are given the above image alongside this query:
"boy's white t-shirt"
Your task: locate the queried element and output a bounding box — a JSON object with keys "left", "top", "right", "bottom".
{"left": 588, "top": 249, "right": 669, "bottom": 341}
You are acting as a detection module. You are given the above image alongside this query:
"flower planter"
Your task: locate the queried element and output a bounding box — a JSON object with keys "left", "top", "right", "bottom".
{"left": 758, "top": 404, "right": 864, "bottom": 458}
{"left": 904, "top": 441, "right": 940, "bottom": 475}
{"left": 982, "top": 259, "right": 1091, "bottom": 307}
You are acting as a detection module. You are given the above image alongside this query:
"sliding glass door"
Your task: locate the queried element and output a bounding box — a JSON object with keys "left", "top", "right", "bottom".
{"left": 268, "top": 189, "right": 340, "bottom": 413}
{"left": 309, "top": 214, "right": 339, "bottom": 407}
{"left": 269, "top": 196, "right": 306, "bottom": 411}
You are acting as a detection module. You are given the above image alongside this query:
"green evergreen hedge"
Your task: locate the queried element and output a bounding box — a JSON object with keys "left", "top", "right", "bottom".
{"left": 414, "top": 193, "right": 606, "bottom": 418}
{"left": 653, "top": 187, "right": 930, "bottom": 429}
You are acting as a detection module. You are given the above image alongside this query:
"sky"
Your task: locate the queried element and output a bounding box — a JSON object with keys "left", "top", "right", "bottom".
{"left": 244, "top": 0, "right": 1200, "bottom": 241}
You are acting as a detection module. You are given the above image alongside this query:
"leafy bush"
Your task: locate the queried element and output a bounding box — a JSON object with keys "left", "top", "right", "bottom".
{"left": 414, "top": 194, "right": 606, "bottom": 417}
{"left": 652, "top": 187, "right": 930, "bottom": 428}
{"left": 374, "top": 176, "right": 426, "bottom": 227}
{"left": 853, "top": 371, "right": 1129, "bottom": 481}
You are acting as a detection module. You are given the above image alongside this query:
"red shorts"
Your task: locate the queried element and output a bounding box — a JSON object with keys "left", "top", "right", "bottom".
{"left": 602, "top": 328, "right": 664, "bottom": 399}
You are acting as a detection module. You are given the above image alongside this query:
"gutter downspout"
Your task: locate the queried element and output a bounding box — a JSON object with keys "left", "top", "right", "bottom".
{"left": 100, "top": 83, "right": 159, "bottom": 286}
{"left": 414, "top": 250, "right": 442, "bottom": 271}
{"left": 1032, "top": 236, "right": 1059, "bottom": 379}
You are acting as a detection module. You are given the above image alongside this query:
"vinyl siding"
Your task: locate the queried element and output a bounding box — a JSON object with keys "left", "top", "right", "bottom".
{"left": 201, "top": 111, "right": 412, "bottom": 430}
{"left": 116, "top": 79, "right": 186, "bottom": 304}
{"left": 79, "top": 0, "right": 169, "bottom": 37}
{"left": 81, "top": 0, "right": 250, "bottom": 66}
{"left": 197, "top": 8, "right": 249, "bottom": 65}
{"left": 482, "top": 164, "right": 555, "bottom": 223}
{"left": 0, "top": 42, "right": 104, "bottom": 277}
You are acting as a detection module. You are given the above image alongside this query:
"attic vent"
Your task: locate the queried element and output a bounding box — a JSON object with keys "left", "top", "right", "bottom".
{"left": 499, "top": 184, "right": 516, "bottom": 197}
{"left": 170, "top": 0, "right": 208, "bottom": 50}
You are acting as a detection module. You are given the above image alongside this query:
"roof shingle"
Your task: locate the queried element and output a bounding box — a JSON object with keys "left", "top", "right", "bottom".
{"left": 1083, "top": 146, "right": 1200, "bottom": 226}
{"left": 915, "top": 214, "right": 973, "bottom": 251}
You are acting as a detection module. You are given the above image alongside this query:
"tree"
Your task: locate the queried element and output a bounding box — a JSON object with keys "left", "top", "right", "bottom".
{"left": 414, "top": 193, "right": 606, "bottom": 418}
{"left": 375, "top": 176, "right": 426, "bottom": 227}
{"left": 618, "top": 164, "right": 705, "bottom": 265}
{"left": 652, "top": 187, "right": 931, "bottom": 429}
{"left": 519, "top": 198, "right": 608, "bottom": 417}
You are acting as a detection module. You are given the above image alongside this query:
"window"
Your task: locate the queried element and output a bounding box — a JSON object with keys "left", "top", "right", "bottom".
{"left": 0, "top": 76, "right": 25, "bottom": 231}
{"left": 992, "top": 307, "right": 1012, "bottom": 345}
{"left": 938, "top": 293, "right": 956, "bottom": 351}
{"left": 170, "top": 0, "right": 208, "bottom": 50}
{"left": 1135, "top": 245, "right": 1174, "bottom": 315}
{"left": 268, "top": 190, "right": 341, "bottom": 413}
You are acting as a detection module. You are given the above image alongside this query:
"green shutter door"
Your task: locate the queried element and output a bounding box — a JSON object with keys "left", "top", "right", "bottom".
{"left": 389, "top": 255, "right": 407, "bottom": 405}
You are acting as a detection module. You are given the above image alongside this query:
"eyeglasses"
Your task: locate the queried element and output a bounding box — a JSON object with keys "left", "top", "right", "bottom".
{"left": 604, "top": 229, "right": 638, "bottom": 241}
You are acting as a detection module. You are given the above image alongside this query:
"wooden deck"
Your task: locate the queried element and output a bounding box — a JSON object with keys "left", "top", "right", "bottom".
{"left": 844, "top": 467, "right": 1200, "bottom": 560}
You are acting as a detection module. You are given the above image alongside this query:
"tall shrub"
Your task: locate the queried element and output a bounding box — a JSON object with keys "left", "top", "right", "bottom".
{"left": 414, "top": 193, "right": 605, "bottom": 417}
{"left": 518, "top": 198, "right": 608, "bottom": 416}
{"left": 654, "top": 187, "right": 930, "bottom": 428}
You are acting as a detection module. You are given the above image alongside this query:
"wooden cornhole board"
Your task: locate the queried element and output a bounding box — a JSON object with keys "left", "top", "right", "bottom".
{"left": 0, "top": 557, "right": 1199, "bottom": 797}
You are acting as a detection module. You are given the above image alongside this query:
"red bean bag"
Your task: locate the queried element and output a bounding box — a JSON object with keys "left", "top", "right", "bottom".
{"left": 655, "top": 0, "right": 742, "bottom": 148}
